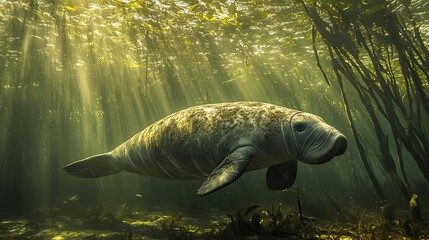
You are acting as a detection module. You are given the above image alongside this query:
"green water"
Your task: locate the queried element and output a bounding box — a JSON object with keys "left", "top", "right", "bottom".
{"left": 0, "top": 0, "right": 428, "bottom": 239}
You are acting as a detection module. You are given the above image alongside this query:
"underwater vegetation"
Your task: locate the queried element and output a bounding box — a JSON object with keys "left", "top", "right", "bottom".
{"left": 0, "top": 0, "right": 428, "bottom": 239}
{"left": 300, "top": 0, "right": 429, "bottom": 204}
{"left": 0, "top": 196, "right": 428, "bottom": 239}
{"left": 1, "top": 0, "right": 428, "bottom": 209}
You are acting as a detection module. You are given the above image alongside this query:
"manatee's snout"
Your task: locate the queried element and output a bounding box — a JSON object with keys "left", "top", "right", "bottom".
{"left": 289, "top": 112, "right": 348, "bottom": 165}
{"left": 301, "top": 130, "right": 347, "bottom": 165}
{"left": 332, "top": 134, "right": 347, "bottom": 156}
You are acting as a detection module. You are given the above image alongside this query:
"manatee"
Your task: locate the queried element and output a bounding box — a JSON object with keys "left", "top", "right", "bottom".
{"left": 63, "top": 101, "right": 347, "bottom": 196}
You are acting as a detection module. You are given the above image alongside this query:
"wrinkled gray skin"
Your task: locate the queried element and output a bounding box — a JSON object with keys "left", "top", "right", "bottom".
{"left": 63, "top": 102, "right": 347, "bottom": 196}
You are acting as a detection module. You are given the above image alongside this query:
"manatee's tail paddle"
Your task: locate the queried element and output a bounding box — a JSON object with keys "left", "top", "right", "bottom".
{"left": 63, "top": 153, "right": 121, "bottom": 178}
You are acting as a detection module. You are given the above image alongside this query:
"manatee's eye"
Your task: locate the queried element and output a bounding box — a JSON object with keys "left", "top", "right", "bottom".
{"left": 294, "top": 122, "right": 306, "bottom": 132}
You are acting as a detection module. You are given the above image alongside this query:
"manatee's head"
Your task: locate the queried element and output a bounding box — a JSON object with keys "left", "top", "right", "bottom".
{"left": 282, "top": 112, "right": 347, "bottom": 164}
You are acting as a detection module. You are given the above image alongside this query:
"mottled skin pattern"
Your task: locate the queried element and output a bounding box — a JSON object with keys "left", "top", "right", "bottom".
{"left": 63, "top": 101, "right": 347, "bottom": 195}
{"left": 110, "top": 102, "right": 298, "bottom": 179}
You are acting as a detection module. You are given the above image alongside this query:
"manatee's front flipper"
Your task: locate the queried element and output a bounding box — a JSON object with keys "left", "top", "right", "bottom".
{"left": 63, "top": 153, "right": 121, "bottom": 178}
{"left": 266, "top": 160, "right": 297, "bottom": 190}
{"left": 197, "top": 146, "right": 257, "bottom": 196}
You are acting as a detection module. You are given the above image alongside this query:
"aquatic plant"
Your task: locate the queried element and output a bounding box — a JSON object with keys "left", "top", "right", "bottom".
{"left": 158, "top": 214, "right": 194, "bottom": 240}
{"left": 380, "top": 202, "right": 395, "bottom": 224}
{"left": 409, "top": 194, "right": 424, "bottom": 222}
{"left": 221, "top": 204, "right": 261, "bottom": 237}
{"left": 217, "top": 204, "right": 315, "bottom": 239}
{"left": 1, "top": 203, "right": 428, "bottom": 239}
{"left": 299, "top": 0, "right": 429, "bottom": 204}
{"left": 267, "top": 204, "right": 302, "bottom": 238}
